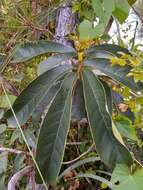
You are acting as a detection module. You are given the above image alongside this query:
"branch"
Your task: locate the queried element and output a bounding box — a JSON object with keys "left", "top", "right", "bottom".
{"left": 7, "top": 166, "right": 33, "bottom": 190}
{"left": 0, "top": 146, "right": 28, "bottom": 155}
{"left": 66, "top": 141, "right": 90, "bottom": 146}
{"left": 131, "top": 21, "right": 138, "bottom": 50}
{"left": 104, "top": 16, "right": 114, "bottom": 34}
{"left": 28, "top": 169, "right": 37, "bottom": 190}
{"left": 62, "top": 144, "right": 95, "bottom": 165}
{"left": 7, "top": 165, "right": 47, "bottom": 190}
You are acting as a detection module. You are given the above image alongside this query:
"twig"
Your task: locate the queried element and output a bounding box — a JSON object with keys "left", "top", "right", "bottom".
{"left": 17, "top": 11, "right": 54, "bottom": 37}
{"left": 115, "top": 19, "right": 122, "bottom": 45}
{"left": 66, "top": 141, "right": 90, "bottom": 145}
{"left": 7, "top": 166, "right": 33, "bottom": 190}
{"left": 104, "top": 16, "right": 114, "bottom": 34}
{"left": 0, "top": 146, "right": 25, "bottom": 154}
{"left": 62, "top": 144, "right": 95, "bottom": 165}
{"left": 134, "top": 158, "right": 143, "bottom": 168}
{"left": 131, "top": 21, "right": 138, "bottom": 50}
{"left": 28, "top": 169, "right": 37, "bottom": 190}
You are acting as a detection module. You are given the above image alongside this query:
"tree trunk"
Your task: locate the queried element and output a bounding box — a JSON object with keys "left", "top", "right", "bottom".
{"left": 55, "top": 5, "right": 77, "bottom": 46}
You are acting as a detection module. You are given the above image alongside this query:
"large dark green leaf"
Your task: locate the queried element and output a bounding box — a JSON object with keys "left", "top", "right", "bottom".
{"left": 86, "top": 50, "right": 115, "bottom": 59}
{"left": 37, "top": 52, "right": 75, "bottom": 75}
{"left": 5, "top": 65, "right": 71, "bottom": 127}
{"left": 36, "top": 73, "right": 76, "bottom": 184}
{"left": 32, "top": 81, "right": 62, "bottom": 123}
{"left": 84, "top": 58, "right": 143, "bottom": 91}
{"left": 72, "top": 79, "right": 86, "bottom": 121}
{"left": 82, "top": 69, "right": 133, "bottom": 169}
{"left": 12, "top": 41, "right": 76, "bottom": 63}
{"left": 86, "top": 44, "right": 130, "bottom": 57}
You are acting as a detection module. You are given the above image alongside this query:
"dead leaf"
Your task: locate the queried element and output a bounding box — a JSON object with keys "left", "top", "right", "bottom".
{"left": 118, "top": 103, "right": 128, "bottom": 112}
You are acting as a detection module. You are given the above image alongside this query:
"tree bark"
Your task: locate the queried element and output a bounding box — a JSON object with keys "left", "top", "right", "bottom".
{"left": 55, "top": 5, "right": 77, "bottom": 46}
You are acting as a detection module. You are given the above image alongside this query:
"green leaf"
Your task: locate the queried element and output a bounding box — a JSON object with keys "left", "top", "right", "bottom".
{"left": 103, "top": 0, "right": 115, "bottom": 15}
{"left": 82, "top": 69, "right": 133, "bottom": 169}
{"left": 10, "top": 129, "right": 21, "bottom": 144}
{"left": 5, "top": 65, "right": 71, "bottom": 128}
{"left": 72, "top": 79, "right": 86, "bottom": 121}
{"left": 14, "top": 154, "right": 25, "bottom": 172}
{"left": 78, "top": 19, "right": 94, "bottom": 40}
{"left": 113, "top": 0, "right": 130, "bottom": 23}
{"left": 111, "top": 164, "right": 143, "bottom": 190}
{"left": 115, "top": 115, "right": 138, "bottom": 141}
{"left": 86, "top": 50, "right": 115, "bottom": 59}
{"left": 91, "top": 23, "right": 105, "bottom": 37}
{"left": 0, "top": 174, "right": 6, "bottom": 190}
{"left": 12, "top": 41, "right": 76, "bottom": 63}
{"left": 0, "top": 152, "right": 8, "bottom": 174}
{"left": 90, "top": 0, "right": 115, "bottom": 39}
{"left": 84, "top": 58, "right": 143, "bottom": 92}
{"left": 127, "top": 0, "right": 137, "bottom": 5}
{"left": 92, "top": 0, "right": 115, "bottom": 25}
{"left": 37, "top": 53, "right": 75, "bottom": 75}
{"left": 32, "top": 81, "right": 62, "bottom": 123}
{"left": 0, "top": 94, "right": 16, "bottom": 108}
{"left": 35, "top": 73, "right": 77, "bottom": 184}
{"left": 24, "top": 129, "right": 36, "bottom": 148}
{"left": 86, "top": 44, "right": 130, "bottom": 56}
{"left": 0, "top": 124, "right": 7, "bottom": 134}
{"left": 81, "top": 5, "right": 95, "bottom": 20}
{"left": 92, "top": 0, "right": 104, "bottom": 19}
{"left": 79, "top": 19, "right": 106, "bottom": 40}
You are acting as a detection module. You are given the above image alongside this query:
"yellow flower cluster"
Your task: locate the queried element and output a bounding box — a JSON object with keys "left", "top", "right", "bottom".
{"left": 110, "top": 54, "right": 141, "bottom": 67}
{"left": 129, "top": 56, "right": 141, "bottom": 67}
{"left": 110, "top": 57, "right": 127, "bottom": 66}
